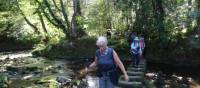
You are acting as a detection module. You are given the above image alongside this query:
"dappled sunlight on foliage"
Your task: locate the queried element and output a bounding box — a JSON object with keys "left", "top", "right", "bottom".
{"left": 1, "top": 0, "right": 200, "bottom": 87}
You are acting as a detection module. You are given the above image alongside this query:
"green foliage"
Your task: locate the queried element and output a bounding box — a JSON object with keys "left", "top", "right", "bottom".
{"left": 49, "top": 81, "right": 59, "bottom": 88}
{"left": 0, "top": 74, "right": 9, "bottom": 88}
{"left": 1, "top": 0, "right": 200, "bottom": 66}
{"left": 86, "top": 0, "right": 115, "bottom": 35}
{"left": 33, "top": 36, "right": 97, "bottom": 59}
{"left": 76, "top": 16, "right": 87, "bottom": 28}
{"left": 0, "top": 0, "right": 19, "bottom": 31}
{"left": 0, "top": 0, "right": 18, "bottom": 11}
{"left": 108, "top": 38, "right": 130, "bottom": 58}
{"left": 143, "top": 79, "right": 156, "bottom": 88}
{"left": 33, "top": 35, "right": 130, "bottom": 59}
{"left": 7, "top": 20, "right": 40, "bottom": 44}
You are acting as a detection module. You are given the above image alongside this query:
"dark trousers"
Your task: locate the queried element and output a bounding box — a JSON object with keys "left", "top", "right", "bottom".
{"left": 132, "top": 53, "right": 140, "bottom": 67}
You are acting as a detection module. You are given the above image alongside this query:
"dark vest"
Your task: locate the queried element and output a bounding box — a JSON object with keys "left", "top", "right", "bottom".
{"left": 96, "top": 47, "right": 118, "bottom": 85}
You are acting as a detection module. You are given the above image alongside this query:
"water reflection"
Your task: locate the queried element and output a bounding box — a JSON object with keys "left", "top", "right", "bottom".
{"left": 85, "top": 75, "right": 99, "bottom": 88}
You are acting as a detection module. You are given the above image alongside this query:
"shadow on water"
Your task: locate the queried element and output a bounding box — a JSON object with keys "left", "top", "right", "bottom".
{"left": 146, "top": 61, "right": 200, "bottom": 88}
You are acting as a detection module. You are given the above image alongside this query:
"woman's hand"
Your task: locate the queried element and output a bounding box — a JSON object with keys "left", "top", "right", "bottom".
{"left": 124, "top": 74, "right": 129, "bottom": 81}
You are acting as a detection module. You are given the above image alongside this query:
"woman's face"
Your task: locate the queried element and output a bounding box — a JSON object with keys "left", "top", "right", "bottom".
{"left": 98, "top": 44, "right": 107, "bottom": 52}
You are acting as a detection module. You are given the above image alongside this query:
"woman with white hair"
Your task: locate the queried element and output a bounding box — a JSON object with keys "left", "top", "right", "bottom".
{"left": 86, "top": 36, "right": 129, "bottom": 88}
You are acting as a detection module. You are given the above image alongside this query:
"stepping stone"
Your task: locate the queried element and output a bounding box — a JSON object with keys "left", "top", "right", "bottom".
{"left": 129, "top": 64, "right": 145, "bottom": 68}
{"left": 128, "top": 67, "right": 145, "bottom": 72}
{"left": 118, "top": 80, "right": 142, "bottom": 88}
{"left": 130, "top": 62, "right": 146, "bottom": 67}
{"left": 127, "top": 71, "right": 144, "bottom": 76}
{"left": 118, "top": 59, "right": 146, "bottom": 88}
{"left": 120, "top": 75, "right": 143, "bottom": 82}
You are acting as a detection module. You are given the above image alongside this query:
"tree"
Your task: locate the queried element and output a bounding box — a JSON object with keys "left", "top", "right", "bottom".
{"left": 195, "top": 0, "right": 200, "bottom": 34}
{"left": 152, "top": 0, "right": 166, "bottom": 45}
{"left": 71, "top": 0, "right": 82, "bottom": 38}
{"left": 16, "top": 0, "right": 40, "bottom": 34}
{"left": 34, "top": 0, "right": 71, "bottom": 40}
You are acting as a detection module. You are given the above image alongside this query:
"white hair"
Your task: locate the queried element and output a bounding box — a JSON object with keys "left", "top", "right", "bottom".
{"left": 96, "top": 36, "right": 108, "bottom": 46}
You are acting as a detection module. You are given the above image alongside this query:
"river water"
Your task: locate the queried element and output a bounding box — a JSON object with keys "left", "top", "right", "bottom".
{"left": 146, "top": 62, "right": 200, "bottom": 88}
{"left": 0, "top": 51, "right": 100, "bottom": 88}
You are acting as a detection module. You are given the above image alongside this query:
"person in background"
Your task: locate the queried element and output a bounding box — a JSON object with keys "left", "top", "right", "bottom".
{"left": 139, "top": 37, "right": 145, "bottom": 59}
{"left": 106, "top": 29, "right": 112, "bottom": 38}
{"left": 130, "top": 36, "right": 140, "bottom": 67}
{"left": 86, "top": 36, "right": 129, "bottom": 88}
{"left": 125, "top": 30, "right": 130, "bottom": 39}
{"left": 125, "top": 30, "right": 131, "bottom": 44}
{"left": 128, "top": 32, "right": 136, "bottom": 46}
{"left": 114, "top": 31, "right": 120, "bottom": 39}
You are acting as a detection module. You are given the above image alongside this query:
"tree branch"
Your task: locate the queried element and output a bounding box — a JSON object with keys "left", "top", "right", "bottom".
{"left": 16, "top": 0, "right": 40, "bottom": 34}
{"left": 60, "top": 0, "right": 70, "bottom": 28}
{"left": 44, "top": 0, "right": 68, "bottom": 34}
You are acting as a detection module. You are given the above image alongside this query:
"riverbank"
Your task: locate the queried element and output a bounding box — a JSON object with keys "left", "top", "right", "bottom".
{"left": 0, "top": 37, "right": 34, "bottom": 52}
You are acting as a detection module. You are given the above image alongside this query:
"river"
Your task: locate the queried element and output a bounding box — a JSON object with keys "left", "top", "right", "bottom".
{"left": 1, "top": 51, "right": 200, "bottom": 88}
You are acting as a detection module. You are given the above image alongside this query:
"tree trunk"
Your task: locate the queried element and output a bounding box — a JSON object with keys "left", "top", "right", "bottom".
{"left": 38, "top": 13, "right": 47, "bottom": 33}
{"left": 152, "top": 0, "right": 165, "bottom": 45}
{"left": 133, "top": 0, "right": 150, "bottom": 35}
{"left": 187, "top": 0, "right": 192, "bottom": 28}
{"left": 196, "top": 0, "right": 200, "bottom": 33}
{"left": 71, "top": 0, "right": 82, "bottom": 38}
{"left": 38, "top": 12, "right": 49, "bottom": 45}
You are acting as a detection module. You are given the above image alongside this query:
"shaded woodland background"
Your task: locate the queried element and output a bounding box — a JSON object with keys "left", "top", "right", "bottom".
{"left": 0, "top": 0, "right": 200, "bottom": 66}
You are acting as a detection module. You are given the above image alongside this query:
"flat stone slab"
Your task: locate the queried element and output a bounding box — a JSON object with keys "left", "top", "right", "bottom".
{"left": 118, "top": 59, "right": 146, "bottom": 88}
{"left": 128, "top": 67, "right": 145, "bottom": 72}
{"left": 127, "top": 71, "right": 144, "bottom": 76}
{"left": 118, "top": 80, "right": 142, "bottom": 88}
{"left": 119, "top": 75, "right": 143, "bottom": 82}
{"left": 129, "top": 64, "right": 146, "bottom": 68}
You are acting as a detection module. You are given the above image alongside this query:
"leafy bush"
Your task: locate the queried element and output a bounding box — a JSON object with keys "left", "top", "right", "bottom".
{"left": 108, "top": 38, "right": 130, "bottom": 58}
{"left": 0, "top": 74, "right": 9, "bottom": 88}
{"left": 33, "top": 36, "right": 97, "bottom": 59}
{"left": 33, "top": 35, "right": 131, "bottom": 60}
